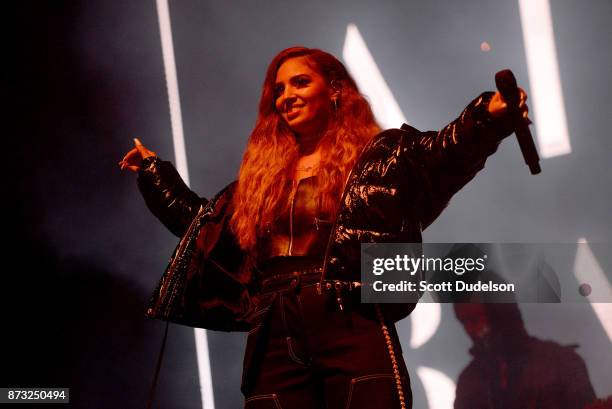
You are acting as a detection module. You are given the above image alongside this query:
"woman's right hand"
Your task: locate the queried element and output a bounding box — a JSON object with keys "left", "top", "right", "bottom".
{"left": 118, "top": 138, "right": 157, "bottom": 172}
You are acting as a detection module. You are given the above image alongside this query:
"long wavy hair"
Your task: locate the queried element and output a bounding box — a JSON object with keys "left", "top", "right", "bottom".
{"left": 230, "top": 47, "right": 381, "bottom": 253}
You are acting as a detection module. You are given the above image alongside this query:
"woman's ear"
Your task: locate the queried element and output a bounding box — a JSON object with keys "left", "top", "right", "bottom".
{"left": 330, "top": 80, "right": 342, "bottom": 111}
{"left": 330, "top": 79, "right": 342, "bottom": 95}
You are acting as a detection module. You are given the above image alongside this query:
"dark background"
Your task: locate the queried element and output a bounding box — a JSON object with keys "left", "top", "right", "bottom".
{"left": 6, "top": 1, "right": 611, "bottom": 408}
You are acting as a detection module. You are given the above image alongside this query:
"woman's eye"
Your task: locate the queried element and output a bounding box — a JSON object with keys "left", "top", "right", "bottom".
{"left": 274, "top": 85, "right": 284, "bottom": 96}
{"left": 296, "top": 77, "right": 309, "bottom": 86}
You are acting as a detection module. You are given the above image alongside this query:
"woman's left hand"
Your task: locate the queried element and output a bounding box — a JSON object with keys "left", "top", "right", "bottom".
{"left": 488, "top": 87, "right": 531, "bottom": 124}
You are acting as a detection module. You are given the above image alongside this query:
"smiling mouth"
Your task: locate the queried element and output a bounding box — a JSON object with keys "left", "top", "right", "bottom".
{"left": 286, "top": 107, "right": 302, "bottom": 119}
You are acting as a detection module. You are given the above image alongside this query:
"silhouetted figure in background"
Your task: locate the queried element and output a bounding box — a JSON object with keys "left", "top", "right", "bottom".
{"left": 454, "top": 302, "right": 596, "bottom": 409}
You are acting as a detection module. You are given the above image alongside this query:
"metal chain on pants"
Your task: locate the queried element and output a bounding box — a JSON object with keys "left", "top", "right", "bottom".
{"left": 374, "top": 304, "right": 407, "bottom": 409}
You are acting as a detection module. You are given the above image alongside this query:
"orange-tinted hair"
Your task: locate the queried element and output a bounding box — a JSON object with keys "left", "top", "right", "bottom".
{"left": 230, "top": 46, "right": 381, "bottom": 253}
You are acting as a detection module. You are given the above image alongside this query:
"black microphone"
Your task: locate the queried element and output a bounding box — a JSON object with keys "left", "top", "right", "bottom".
{"left": 495, "top": 69, "right": 541, "bottom": 175}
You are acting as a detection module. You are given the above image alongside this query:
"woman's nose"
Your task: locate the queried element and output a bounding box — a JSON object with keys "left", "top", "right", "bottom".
{"left": 281, "top": 91, "right": 297, "bottom": 111}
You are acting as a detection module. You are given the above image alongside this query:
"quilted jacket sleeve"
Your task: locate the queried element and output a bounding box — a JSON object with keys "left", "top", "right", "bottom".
{"left": 137, "top": 156, "right": 208, "bottom": 237}
{"left": 403, "top": 92, "right": 515, "bottom": 229}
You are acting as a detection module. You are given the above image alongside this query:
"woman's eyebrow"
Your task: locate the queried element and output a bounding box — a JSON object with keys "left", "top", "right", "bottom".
{"left": 276, "top": 73, "right": 310, "bottom": 84}
{"left": 290, "top": 74, "right": 311, "bottom": 82}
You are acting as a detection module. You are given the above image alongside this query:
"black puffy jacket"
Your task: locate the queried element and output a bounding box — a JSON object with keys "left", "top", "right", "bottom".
{"left": 137, "top": 92, "right": 511, "bottom": 331}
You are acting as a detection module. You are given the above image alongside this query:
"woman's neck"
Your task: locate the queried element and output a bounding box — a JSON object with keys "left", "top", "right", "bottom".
{"left": 296, "top": 130, "right": 324, "bottom": 155}
{"left": 294, "top": 146, "right": 321, "bottom": 181}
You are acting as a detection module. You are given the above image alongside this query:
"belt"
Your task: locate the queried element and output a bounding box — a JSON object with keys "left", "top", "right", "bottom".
{"left": 316, "top": 279, "right": 362, "bottom": 311}
{"left": 260, "top": 268, "right": 323, "bottom": 294}
{"left": 259, "top": 268, "right": 363, "bottom": 311}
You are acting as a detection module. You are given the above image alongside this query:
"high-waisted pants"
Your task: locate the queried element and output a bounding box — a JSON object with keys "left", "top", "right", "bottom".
{"left": 242, "top": 273, "right": 412, "bottom": 409}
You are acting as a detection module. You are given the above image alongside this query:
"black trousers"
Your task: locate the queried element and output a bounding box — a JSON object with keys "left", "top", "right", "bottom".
{"left": 242, "top": 277, "right": 412, "bottom": 409}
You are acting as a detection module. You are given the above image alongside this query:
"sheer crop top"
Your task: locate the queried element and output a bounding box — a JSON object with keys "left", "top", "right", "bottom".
{"left": 255, "top": 176, "right": 333, "bottom": 272}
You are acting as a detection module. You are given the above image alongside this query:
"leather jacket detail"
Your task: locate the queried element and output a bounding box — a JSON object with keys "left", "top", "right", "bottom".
{"left": 138, "top": 158, "right": 207, "bottom": 238}
{"left": 138, "top": 92, "right": 511, "bottom": 331}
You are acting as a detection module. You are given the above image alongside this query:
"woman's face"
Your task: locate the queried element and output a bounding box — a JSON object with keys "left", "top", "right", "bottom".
{"left": 274, "top": 57, "right": 333, "bottom": 137}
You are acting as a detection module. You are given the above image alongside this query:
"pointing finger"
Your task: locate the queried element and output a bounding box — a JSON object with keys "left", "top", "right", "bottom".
{"left": 133, "top": 137, "right": 148, "bottom": 156}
